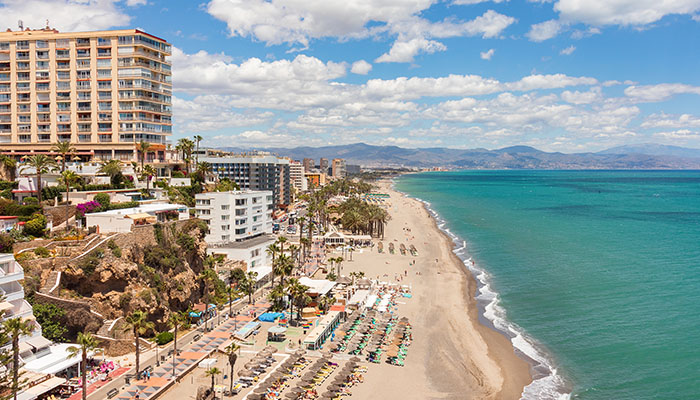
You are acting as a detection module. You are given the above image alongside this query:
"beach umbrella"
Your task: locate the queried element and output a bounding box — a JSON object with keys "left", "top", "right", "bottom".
{"left": 320, "top": 392, "right": 335, "bottom": 398}
{"left": 253, "top": 386, "right": 269, "bottom": 394}
{"left": 265, "top": 345, "right": 277, "bottom": 352}
{"left": 290, "top": 387, "right": 305, "bottom": 394}
{"left": 286, "top": 393, "right": 300, "bottom": 399}
{"left": 238, "top": 369, "right": 255, "bottom": 377}
{"left": 350, "top": 357, "right": 361, "bottom": 362}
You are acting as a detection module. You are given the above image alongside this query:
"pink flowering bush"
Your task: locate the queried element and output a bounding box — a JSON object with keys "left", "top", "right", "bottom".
{"left": 76, "top": 200, "right": 101, "bottom": 217}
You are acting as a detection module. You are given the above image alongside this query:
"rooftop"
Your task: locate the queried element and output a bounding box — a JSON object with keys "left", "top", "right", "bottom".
{"left": 87, "top": 203, "right": 187, "bottom": 217}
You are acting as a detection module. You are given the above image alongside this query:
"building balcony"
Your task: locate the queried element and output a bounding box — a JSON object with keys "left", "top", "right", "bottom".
{"left": 0, "top": 261, "right": 24, "bottom": 285}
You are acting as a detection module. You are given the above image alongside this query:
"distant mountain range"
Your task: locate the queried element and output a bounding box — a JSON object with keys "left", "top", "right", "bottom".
{"left": 214, "top": 143, "right": 700, "bottom": 169}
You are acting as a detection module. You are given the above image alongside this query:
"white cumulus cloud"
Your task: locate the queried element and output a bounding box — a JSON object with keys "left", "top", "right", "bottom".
{"left": 554, "top": 0, "right": 700, "bottom": 26}
{"left": 480, "top": 48, "right": 495, "bottom": 60}
{"left": 560, "top": 45, "right": 576, "bottom": 55}
{"left": 351, "top": 60, "right": 373, "bottom": 75}
{"left": 375, "top": 37, "right": 447, "bottom": 63}
{"left": 527, "top": 19, "right": 563, "bottom": 41}
{"left": 0, "top": 0, "right": 131, "bottom": 31}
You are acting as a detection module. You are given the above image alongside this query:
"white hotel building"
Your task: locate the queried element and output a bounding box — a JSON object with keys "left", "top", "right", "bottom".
{"left": 195, "top": 190, "right": 274, "bottom": 244}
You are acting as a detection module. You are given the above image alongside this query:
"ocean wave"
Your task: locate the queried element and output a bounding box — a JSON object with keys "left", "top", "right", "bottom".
{"left": 400, "top": 188, "right": 571, "bottom": 400}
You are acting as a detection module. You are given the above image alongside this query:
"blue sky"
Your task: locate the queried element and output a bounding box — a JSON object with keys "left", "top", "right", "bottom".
{"left": 2, "top": 0, "right": 700, "bottom": 151}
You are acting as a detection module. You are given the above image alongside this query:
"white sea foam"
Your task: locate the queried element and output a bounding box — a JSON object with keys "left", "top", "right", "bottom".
{"left": 407, "top": 194, "right": 571, "bottom": 400}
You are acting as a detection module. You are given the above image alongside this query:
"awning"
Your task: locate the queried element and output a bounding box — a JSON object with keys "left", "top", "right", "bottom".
{"left": 126, "top": 213, "right": 155, "bottom": 220}
{"left": 19, "top": 342, "right": 32, "bottom": 354}
{"left": 0, "top": 302, "right": 13, "bottom": 312}
{"left": 17, "top": 376, "right": 66, "bottom": 400}
{"left": 26, "top": 336, "right": 52, "bottom": 350}
{"left": 267, "top": 326, "right": 286, "bottom": 334}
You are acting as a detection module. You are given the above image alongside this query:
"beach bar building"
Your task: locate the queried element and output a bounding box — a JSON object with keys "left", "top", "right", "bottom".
{"left": 303, "top": 310, "right": 342, "bottom": 350}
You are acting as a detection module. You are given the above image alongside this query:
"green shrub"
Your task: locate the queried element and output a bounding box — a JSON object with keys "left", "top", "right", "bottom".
{"left": 24, "top": 214, "right": 47, "bottom": 237}
{"left": 112, "top": 247, "right": 122, "bottom": 258}
{"left": 93, "top": 193, "right": 111, "bottom": 208}
{"left": 139, "top": 289, "right": 152, "bottom": 303}
{"left": 33, "top": 246, "right": 50, "bottom": 258}
{"left": 0, "top": 188, "right": 12, "bottom": 199}
{"left": 0, "top": 180, "right": 18, "bottom": 191}
{"left": 32, "top": 303, "right": 67, "bottom": 342}
{"left": 77, "top": 248, "right": 103, "bottom": 275}
{"left": 107, "top": 239, "right": 117, "bottom": 250}
{"left": 107, "top": 201, "right": 139, "bottom": 211}
{"left": 0, "top": 198, "right": 41, "bottom": 216}
{"left": 119, "top": 292, "right": 132, "bottom": 309}
{"left": 155, "top": 331, "right": 173, "bottom": 345}
{"left": 171, "top": 171, "right": 185, "bottom": 178}
{"left": 41, "top": 186, "right": 64, "bottom": 202}
{"left": 0, "top": 234, "right": 14, "bottom": 253}
{"left": 23, "top": 197, "right": 38, "bottom": 205}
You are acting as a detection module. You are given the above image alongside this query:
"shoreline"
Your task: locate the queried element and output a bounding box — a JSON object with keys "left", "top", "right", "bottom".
{"left": 397, "top": 184, "right": 534, "bottom": 399}
{"left": 341, "top": 179, "right": 532, "bottom": 399}
{"left": 392, "top": 175, "right": 571, "bottom": 399}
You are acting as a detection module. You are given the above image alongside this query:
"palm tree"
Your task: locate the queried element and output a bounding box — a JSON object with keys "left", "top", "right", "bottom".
{"left": 98, "top": 159, "right": 122, "bottom": 186}
{"left": 224, "top": 342, "right": 240, "bottom": 395}
{"left": 318, "top": 295, "right": 335, "bottom": 313}
{"left": 67, "top": 332, "right": 100, "bottom": 400}
{"left": 3, "top": 317, "right": 33, "bottom": 400}
{"left": 266, "top": 244, "right": 280, "bottom": 284}
{"left": 335, "top": 256, "right": 344, "bottom": 277}
{"left": 123, "top": 310, "right": 154, "bottom": 378}
{"left": 19, "top": 154, "right": 57, "bottom": 203}
{"left": 0, "top": 154, "right": 17, "bottom": 181}
{"left": 194, "top": 135, "right": 203, "bottom": 165}
{"left": 176, "top": 138, "right": 194, "bottom": 174}
{"left": 226, "top": 285, "right": 241, "bottom": 321}
{"left": 167, "top": 311, "right": 187, "bottom": 378}
{"left": 299, "top": 237, "right": 311, "bottom": 265}
{"left": 51, "top": 141, "right": 75, "bottom": 172}
{"left": 205, "top": 367, "right": 221, "bottom": 392}
{"left": 241, "top": 271, "right": 258, "bottom": 304}
{"left": 196, "top": 161, "right": 213, "bottom": 183}
{"left": 142, "top": 164, "right": 156, "bottom": 191}
{"left": 277, "top": 236, "right": 288, "bottom": 257}
{"left": 267, "top": 284, "right": 286, "bottom": 311}
{"left": 137, "top": 141, "right": 151, "bottom": 172}
{"left": 297, "top": 216, "right": 306, "bottom": 259}
{"left": 285, "top": 278, "right": 309, "bottom": 320}
{"left": 60, "top": 170, "right": 80, "bottom": 205}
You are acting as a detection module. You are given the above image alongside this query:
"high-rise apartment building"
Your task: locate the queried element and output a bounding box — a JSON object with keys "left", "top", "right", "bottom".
{"left": 319, "top": 158, "right": 329, "bottom": 173}
{"left": 302, "top": 158, "right": 314, "bottom": 172}
{"left": 199, "top": 154, "right": 291, "bottom": 207}
{"left": 289, "top": 160, "right": 307, "bottom": 191}
{"left": 331, "top": 158, "right": 346, "bottom": 178}
{"left": 0, "top": 28, "right": 172, "bottom": 161}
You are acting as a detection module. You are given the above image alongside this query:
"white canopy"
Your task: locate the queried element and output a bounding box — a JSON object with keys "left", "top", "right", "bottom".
{"left": 17, "top": 377, "right": 66, "bottom": 400}
{"left": 299, "top": 277, "right": 336, "bottom": 296}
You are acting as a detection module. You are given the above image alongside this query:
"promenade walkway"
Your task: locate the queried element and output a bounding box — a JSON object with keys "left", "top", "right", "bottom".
{"left": 114, "top": 300, "right": 272, "bottom": 400}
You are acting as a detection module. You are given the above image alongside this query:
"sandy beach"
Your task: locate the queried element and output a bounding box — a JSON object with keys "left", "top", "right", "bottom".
{"left": 333, "top": 180, "right": 532, "bottom": 399}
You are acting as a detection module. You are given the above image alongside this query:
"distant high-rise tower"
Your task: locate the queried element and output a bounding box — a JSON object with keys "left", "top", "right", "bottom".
{"left": 319, "top": 158, "right": 329, "bottom": 173}
{"left": 302, "top": 157, "right": 314, "bottom": 172}
{"left": 331, "top": 158, "right": 346, "bottom": 178}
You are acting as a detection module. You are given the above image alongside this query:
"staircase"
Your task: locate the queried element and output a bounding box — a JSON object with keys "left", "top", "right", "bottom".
{"left": 40, "top": 271, "right": 61, "bottom": 295}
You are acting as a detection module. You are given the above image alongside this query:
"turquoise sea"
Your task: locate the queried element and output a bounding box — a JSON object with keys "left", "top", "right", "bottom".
{"left": 395, "top": 171, "right": 700, "bottom": 400}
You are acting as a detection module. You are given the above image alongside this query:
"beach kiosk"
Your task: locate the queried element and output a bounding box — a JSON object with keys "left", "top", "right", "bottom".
{"left": 302, "top": 310, "right": 342, "bottom": 350}
{"left": 267, "top": 325, "right": 287, "bottom": 342}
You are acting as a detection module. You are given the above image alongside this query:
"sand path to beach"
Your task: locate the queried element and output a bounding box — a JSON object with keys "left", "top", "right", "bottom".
{"left": 334, "top": 180, "right": 532, "bottom": 399}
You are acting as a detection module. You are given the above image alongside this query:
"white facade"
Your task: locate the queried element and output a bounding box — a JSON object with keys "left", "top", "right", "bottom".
{"left": 84, "top": 203, "right": 189, "bottom": 233}
{"left": 0, "top": 253, "right": 44, "bottom": 351}
{"left": 195, "top": 190, "right": 273, "bottom": 245}
{"left": 289, "top": 161, "right": 307, "bottom": 191}
{"left": 207, "top": 234, "right": 275, "bottom": 273}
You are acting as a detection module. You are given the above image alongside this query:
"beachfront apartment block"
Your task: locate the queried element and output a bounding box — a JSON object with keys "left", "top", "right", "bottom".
{"left": 199, "top": 154, "right": 291, "bottom": 207}
{"left": 320, "top": 158, "right": 329, "bottom": 174}
{"left": 195, "top": 190, "right": 274, "bottom": 245}
{"left": 0, "top": 27, "right": 172, "bottom": 162}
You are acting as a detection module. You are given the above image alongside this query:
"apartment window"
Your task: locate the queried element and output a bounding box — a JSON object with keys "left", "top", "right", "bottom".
{"left": 78, "top": 102, "right": 91, "bottom": 111}
{"left": 17, "top": 115, "right": 30, "bottom": 123}
{"left": 0, "top": 42, "right": 8, "bottom": 51}
{"left": 76, "top": 38, "right": 90, "bottom": 47}
{"left": 16, "top": 51, "right": 29, "bottom": 60}
{"left": 57, "top": 124, "right": 71, "bottom": 132}
{"left": 221, "top": 205, "right": 229, "bottom": 210}
{"left": 56, "top": 81, "right": 70, "bottom": 90}
{"left": 235, "top": 228, "right": 246, "bottom": 235}
{"left": 36, "top": 50, "right": 49, "bottom": 59}
{"left": 36, "top": 40, "right": 48, "bottom": 49}
{"left": 77, "top": 59, "right": 91, "bottom": 69}
{"left": 56, "top": 49, "right": 70, "bottom": 59}
{"left": 76, "top": 49, "right": 90, "bottom": 58}
{"left": 98, "top": 102, "right": 112, "bottom": 111}
{"left": 78, "top": 123, "right": 91, "bottom": 132}
{"left": 57, "top": 102, "right": 70, "bottom": 111}
{"left": 77, "top": 71, "right": 90, "bottom": 79}
{"left": 56, "top": 39, "right": 70, "bottom": 48}
{"left": 16, "top": 62, "right": 29, "bottom": 70}
{"left": 57, "top": 71, "right": 70, "bottom": 80}
{"left": 17, "top": 104, "right": 30, "bottom": 112}
{"left": 16, "top": 72, "right": 29, "bottom": 81}
{"left": 97, "top": 69, "right": 111, "bottom": 78}
{"left": 98, "top": 91, "right": 111, "bottom": 100}
{"left": 235, "top": 209, "right": 246, "bottom": 216}
{"left": 196, "top": 209, "right": 211, "bottom": 215}
{"left": 97, "top": 38, "right": 111, "bottom": 46}
{"left": 79, "top": 134, "right": 91, "bottom": 142}
{"left": 97, "top": 59, "right": 111, "bottom": 68}
{"left": 77, "top": 92, "right": 91, "bottom": 100}
{"left": 235, "top": 218, "right": 247, "bottom": 225}
{"left": 235, "top": 199, "right": 247, "bottom": 206}
{"left": 35, "top": 61, "right": 49, "bottom": 70}
{"left": 98, "top": 81, "right": 112, "bottom": 89}
{"left": 35, "top": 71, "right": 49, "bottom": 80}
{"left": 221, "top": 235, "right": 229, "bottom": 241}
{"left": 16, "top": 82, "right": 29, "bottom": 91}
{"left": 18, "top": 134, "right": 31, "bottom": 143}
{"left": 221, "top": 215, "right": 229, "bottom": 221}
{"left": 98, "top": 123, "right": 111, "bottom": 132}
{"left": 38, "top": 134, "right": 51, "bottom": 142}
{"left": 221, "top": 225, "right": 229, "bottom": 231}
{"left": 56, "top": 92, "right": 70, "bottom": 100}
{"left": 58, "top": 114, "right": 71, "bottom": 122}
{"left": 17, "top": 93, "right": 30, "bottom": 102}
